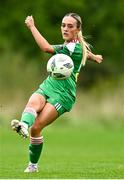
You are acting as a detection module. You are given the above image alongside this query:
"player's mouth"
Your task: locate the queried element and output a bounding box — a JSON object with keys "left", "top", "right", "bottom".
{"left": 63, "top": 32, "right": 69, "bottom": 36}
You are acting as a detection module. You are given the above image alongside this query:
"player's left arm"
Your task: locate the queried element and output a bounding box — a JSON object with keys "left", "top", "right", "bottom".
{"left": 87, "top": 51, "right": 103, "bottom": 64}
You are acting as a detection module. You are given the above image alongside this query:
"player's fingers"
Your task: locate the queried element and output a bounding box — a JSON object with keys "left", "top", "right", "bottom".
{"left": 25, "top": 15, "right": 32, "bottom": 21}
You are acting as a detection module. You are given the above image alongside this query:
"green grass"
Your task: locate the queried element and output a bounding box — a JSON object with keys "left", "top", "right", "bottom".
{"left": 0, "top": 122, "right": 124, "bottom": 179}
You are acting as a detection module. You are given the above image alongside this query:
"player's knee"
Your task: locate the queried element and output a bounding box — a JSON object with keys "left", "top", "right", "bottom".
{"left": 30, "top": 124, "right": 41, "bottom": 136}
{"left": 26, "top": 101, "right": 37, "bottom": 109}
{"left": 27, "top": 97, "right": 38, "bottom": 107}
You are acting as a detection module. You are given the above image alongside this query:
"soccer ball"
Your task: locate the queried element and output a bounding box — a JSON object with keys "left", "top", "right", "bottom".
{"left": 47, "top": 54, "right": 74, "bottom": 79}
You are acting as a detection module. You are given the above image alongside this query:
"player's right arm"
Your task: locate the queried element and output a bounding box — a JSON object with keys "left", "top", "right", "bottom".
{"left": 25, "top": 15, "right": 54, "bottom": 54}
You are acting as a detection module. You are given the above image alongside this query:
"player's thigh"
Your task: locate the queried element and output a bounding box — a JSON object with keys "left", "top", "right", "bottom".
{"left": 30, "top": 103, "right": 58, "bottom": 136}
{"left": 26, "top": 93, "right": 46, "bottom": 112}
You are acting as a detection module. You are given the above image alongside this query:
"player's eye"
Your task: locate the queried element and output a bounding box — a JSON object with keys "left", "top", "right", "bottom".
{"left": 61, "top": 24, "right": 74, "bottom": 29}
{"left": 67, "top": 25, "right": 73, "bottom": 28}
{"left": 61, "top": 23, "right": 66, "bottom": 28}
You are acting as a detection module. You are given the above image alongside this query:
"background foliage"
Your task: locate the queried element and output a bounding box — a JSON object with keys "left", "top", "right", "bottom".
{"left": 0, "top": 0, "right": 124, "bottom": 123}
{"left": 1, "top": 0, "right": 124, "bottom": 72}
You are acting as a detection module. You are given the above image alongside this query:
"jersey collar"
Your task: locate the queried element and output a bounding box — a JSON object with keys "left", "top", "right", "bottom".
{"left": 64, "top": 39, "right": 80, "bottom": 44}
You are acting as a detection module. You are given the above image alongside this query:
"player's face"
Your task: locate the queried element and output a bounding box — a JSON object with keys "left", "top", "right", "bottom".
{"left": 61, "top": 16, "right": 80, "bottom": 42}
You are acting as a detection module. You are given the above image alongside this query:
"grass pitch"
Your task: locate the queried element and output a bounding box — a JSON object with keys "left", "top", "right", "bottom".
{"left": 0, "top": 121, "right": 124, "bottom": 179}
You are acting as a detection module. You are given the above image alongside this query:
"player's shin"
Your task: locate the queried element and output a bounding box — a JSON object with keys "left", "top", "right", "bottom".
{"left": 21, "top": 107, "right": 37, "bottom": 127}
{"left": 29, "top": 136, "right": 44, "bottom": 164}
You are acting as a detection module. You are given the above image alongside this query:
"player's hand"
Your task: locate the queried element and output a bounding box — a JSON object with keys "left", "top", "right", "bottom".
{"left": 94, "top": 55, "right": 103, "bottom": 64}
{"left": 87, "top": 51, "right": 103, "bottom": 64}
{"left": 25, "top": 15, "right": 35, "bottom": 29}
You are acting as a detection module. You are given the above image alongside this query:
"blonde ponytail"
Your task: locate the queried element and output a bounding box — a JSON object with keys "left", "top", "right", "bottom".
{"left": 64, "top": 13, "right": 91, "bottom": 65}
{"left": 78, "top": 31, "right": 91, "bottom": 66}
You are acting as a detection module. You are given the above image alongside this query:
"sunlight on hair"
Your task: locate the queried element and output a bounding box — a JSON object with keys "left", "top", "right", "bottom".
{"left": 78, "top": 31, "right": 91, "bottom": 66}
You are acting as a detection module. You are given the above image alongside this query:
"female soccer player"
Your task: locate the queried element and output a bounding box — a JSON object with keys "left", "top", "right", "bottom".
{"left": 11, "top": 13, "right": 103, "bottom": 172}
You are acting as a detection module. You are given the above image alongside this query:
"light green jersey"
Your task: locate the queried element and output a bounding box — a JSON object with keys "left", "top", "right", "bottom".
{"left": 39, "top": 41, "right": 83, "bottom": 111}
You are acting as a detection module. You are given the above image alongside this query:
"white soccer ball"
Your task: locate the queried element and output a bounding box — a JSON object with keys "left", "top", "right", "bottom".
{"left": 47, "top": 54, "right": 74, "bottom": 79}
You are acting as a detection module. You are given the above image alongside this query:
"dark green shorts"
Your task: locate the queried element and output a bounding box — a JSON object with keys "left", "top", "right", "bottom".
{"left": 35, "top": 88, "right": 67, "bottom": 116}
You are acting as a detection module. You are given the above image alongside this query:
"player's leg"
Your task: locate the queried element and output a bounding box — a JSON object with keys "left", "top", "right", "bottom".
{"left": 31, "top": 102, "right": 59, "bottom": 137}
{"left": 21, "top": 93, "right": 46, "bottom": 126}
{"left": 25, "top": 102, "right": 66, "bottom": 172}
{"left": 29, "top": 100, "right": 66, "bottom": 165}
{"left": 11, "top": 93, "right": 46, "bottom": 138}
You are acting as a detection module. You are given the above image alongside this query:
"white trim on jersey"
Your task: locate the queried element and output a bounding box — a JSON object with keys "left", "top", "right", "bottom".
{"left": 66, "top": 42, "right": 76, "bottom": 54}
